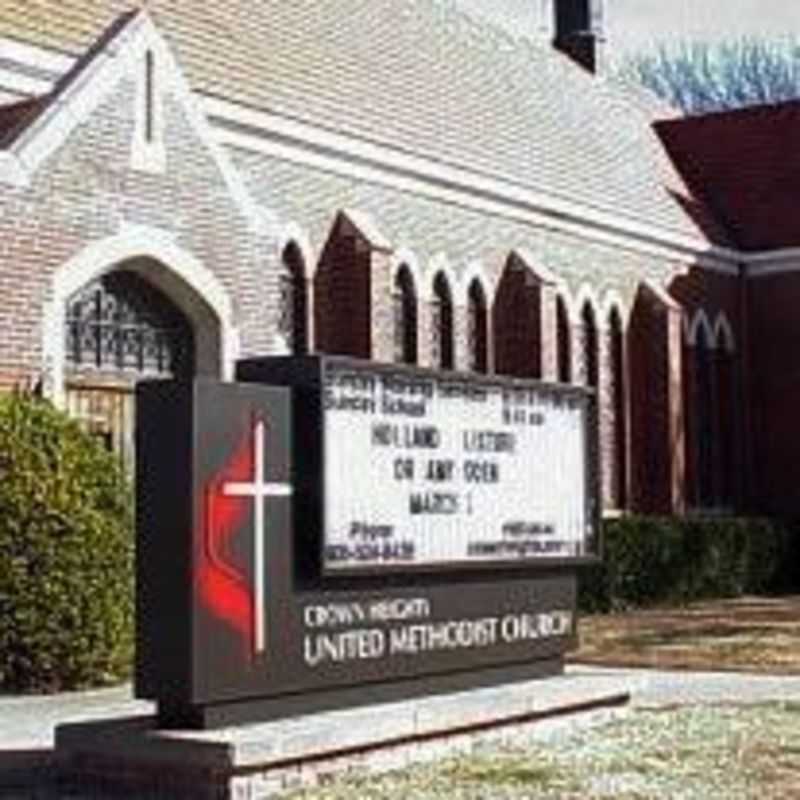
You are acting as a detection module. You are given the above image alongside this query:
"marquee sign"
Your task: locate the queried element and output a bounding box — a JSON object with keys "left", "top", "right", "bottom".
{"left": 322, "top": 361, "right": 594, "bottom": 570}
{"left": 135, "top": 362, "right": 598, "bottom": 729}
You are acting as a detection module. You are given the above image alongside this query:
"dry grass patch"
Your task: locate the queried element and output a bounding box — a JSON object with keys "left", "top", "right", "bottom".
{"left": 571, "top": 595, "right": 800, "bottom": 673}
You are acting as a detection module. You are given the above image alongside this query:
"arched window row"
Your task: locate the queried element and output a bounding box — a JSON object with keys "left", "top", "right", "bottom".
{"left": 287, "top": 227, "right": 633, "bottom": 378}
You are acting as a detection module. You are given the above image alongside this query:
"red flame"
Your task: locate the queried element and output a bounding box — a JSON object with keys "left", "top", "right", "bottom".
{"left": 197, "top": 423, "right": 255, "bottom": 658}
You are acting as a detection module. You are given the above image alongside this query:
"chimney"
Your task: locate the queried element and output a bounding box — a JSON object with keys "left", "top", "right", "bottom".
{"left": 553, "top": 0, "right": 605, "bottom": 74}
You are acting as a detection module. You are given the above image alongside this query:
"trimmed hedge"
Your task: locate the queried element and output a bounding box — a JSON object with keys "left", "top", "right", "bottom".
{"left": 0, "top": 393, "right": 134, "bottom": 692}
{"left": 580, "top": 515, "right": 797, "bottom": 613}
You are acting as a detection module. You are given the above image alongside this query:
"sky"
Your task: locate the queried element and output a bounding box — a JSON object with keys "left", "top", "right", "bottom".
{"left": 455, "top": 0, "right": 800, "bottom": 58}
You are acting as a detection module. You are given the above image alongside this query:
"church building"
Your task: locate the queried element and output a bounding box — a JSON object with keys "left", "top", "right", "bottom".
{"left": 0, "top": 1, "right": 796, "bottom": 517}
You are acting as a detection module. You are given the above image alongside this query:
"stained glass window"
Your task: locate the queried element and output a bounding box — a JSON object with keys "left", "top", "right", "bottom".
{"left": 65, "top": 269, "right": 194, "bottom": 379}
{"left": 557, "top": 295, "right": 571, "bottom": 383}
{"left": 432, "top": 272, "right": 454, "bottom": 370}
{"left": 581, "top": 301, "right": 599, "bottom": 389}
{"left": 393, "top": 265, "right": 417, "bottom": 365}
{"left": 467, "top": 279, "right": 488, "bottom": 373}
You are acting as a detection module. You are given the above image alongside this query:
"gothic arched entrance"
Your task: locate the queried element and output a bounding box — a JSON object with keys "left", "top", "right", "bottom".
{"left": 62, "top": 261, "right": 209, "bottom": 472}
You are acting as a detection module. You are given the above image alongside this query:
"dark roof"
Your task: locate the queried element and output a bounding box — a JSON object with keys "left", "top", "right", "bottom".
{"left": 655, "top": 101, "right": 800, "bottom": 252}
{"left": 0, "top": 97, "right": 44, "bottom": 148}
{"left": 0, "top": 1, "right": 726, "bottom": 246}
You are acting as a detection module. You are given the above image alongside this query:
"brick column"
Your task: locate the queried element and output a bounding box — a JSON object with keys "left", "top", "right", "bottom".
{"left": 598, "top": 319, "right": 629, "bottom": 511}
{"left": 627, "top": 282, "right": 685, "bottom": 514}
{"left": 598, "top": 322, "right": 614, "bottom": 509}
{"left": 305, "top": 275, "right": 315, "bottom": 354}
{"left": 539, "top": 281, "right": 558, "bottom": 382}
{"left": 665, "top": 304, "right": 686, "bottom": 513}
{"left": 418, "top": 298, "right": 435, "bottom": 369}
{"left": 315, "top": 209, "right": 394, "bottom": 361}
{"left": 572, "top": 322, "right": 587, "bottom": 386}
{"left": 369, "top": 247, "right": 394, "bottom": 363}
{"left": 453, "top": 302, "right": 469, "bottom": 371}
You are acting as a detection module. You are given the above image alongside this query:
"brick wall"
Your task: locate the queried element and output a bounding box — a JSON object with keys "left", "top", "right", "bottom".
{"left": 314, "top": 221, "right": 370, "bottom": 358}
{"left": 0, "top": 63, "right": 752, "bottom": 515}
{"left": 748, "top": 271, "right": 800, "bottom": 514}
{"left": 0, "top": 71, "right": 275, "bottom": 390}
{"left": 627, "top": 285, "right": 684, "bottom": 513}
{"left": 669, "top": 266, "right": 743, "bottom": 511}
{"left": 493, "top": 258, "right": 542, "bottom": 379}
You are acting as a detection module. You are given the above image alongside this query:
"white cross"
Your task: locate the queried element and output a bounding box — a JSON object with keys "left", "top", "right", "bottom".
{"left": 223, "top": 419, "right": 292, "bottom": 654}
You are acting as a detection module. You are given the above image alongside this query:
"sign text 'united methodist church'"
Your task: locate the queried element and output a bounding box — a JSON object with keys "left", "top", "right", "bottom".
{"left": 135, "top": 358, "right": 599, "bottom": 729}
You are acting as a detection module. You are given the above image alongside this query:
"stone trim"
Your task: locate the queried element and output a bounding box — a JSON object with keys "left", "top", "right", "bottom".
{"left": 683, "top": 308, "right": 736, "bottom": 352}
{"left": 600, "top": 290, "right": 629, "bottom": 328}
{"left": 129, "top": 46, "right": 166, "bottom": 173}
{"left": 510, "top": 247, "right": 559, "bottom": 286}
{"left": 0, "top": 13, "right": 273, "bottom": 238}
{"left": 277, "top": 221, "right": 316, "bottom": 278}
{"left": 424, "top": 252, "right": 459, "bottom": 304}
{"left": 570, "top": 283, "right": 604, "bottom": 327}
{"left": 714, "top": 312, "right": 736, "bottom": 353}
{"left": 339, "top": 207, "right": 393, "bottom": 252}
{"left": 42, "top": 225, "right": 238, "bottom": 406}
{"left": 390, "top": 248, "right": 425, "bottom": 302}
{"left": 460, "top": 260, "right": 495, "bottom": 307}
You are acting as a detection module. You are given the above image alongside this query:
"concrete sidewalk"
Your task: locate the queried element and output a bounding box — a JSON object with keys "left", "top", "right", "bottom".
{"left": 3, "top": 665, "right": 800, "bottom": 752}
{"left": 568, "top": 664, "right": 800, "bottom": 707}
{"left": 2, "top": 666, "right": 800, "bottom": 796}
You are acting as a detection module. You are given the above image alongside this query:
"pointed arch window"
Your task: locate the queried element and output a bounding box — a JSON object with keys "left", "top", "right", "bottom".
{"left": 65, "top": 269, "right": 194, "bottom": 379}
{"left": 432, "top": 272, "right": 454, "bottom": 370}
{"left": 686, "top": 312, "right": 739, "bottom": 510}
{"left": 715, "top": 321, "right": 737, "bottom": 508}
{"left": 467, "top": 279, "right": 488, "bottom": 373}
{"left": 279, "top": 242, "right": 309, "bottom": 355}
{"left": 557, "top": 295, "right": 572, "bottom": 383}
{"left": 693, "top": 324, "right": 715, "bottom": 507}
{"left": 580, "top": 301, "right": 599, "bottom": 389}
{"left": 607, "top": 307, "right": 627, "bottom": 508}
{"left": 393, "top": 265, "right": 418, "bottom": 365}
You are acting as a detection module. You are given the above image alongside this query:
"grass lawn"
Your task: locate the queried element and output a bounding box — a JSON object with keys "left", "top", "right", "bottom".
{"left": 285, "top": 596, "right": 800, "bottom": 799}
{"left": 286, "top": 703, "right": 800, "bottom": 799}
{"left": 570, "top": 595, "right": 800, "bottom": 674}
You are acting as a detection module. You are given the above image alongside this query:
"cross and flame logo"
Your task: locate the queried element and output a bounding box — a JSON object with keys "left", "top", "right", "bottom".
{"left": 197, "top": 416, "right": 291, "bottom": 658}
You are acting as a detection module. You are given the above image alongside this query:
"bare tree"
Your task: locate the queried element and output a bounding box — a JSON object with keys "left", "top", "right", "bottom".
{"left": 619, "top": 38, "right": 800, "bottom": 115}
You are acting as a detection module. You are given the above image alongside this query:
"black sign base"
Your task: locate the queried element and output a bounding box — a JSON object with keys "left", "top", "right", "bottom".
{"left": 157, "top": 657, "right": 564, "bottom": 729}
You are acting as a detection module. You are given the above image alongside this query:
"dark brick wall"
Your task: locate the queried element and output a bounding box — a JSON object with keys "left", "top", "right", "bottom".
{"left": 748, "top": 272, "right": 800, "bottom": 515}
{"left": 493, "top": 259, "right": 541, "bottom": 379}
{"left": 313, "top": 222, "right": 371, "bottom": 358}
{"left": 628, "top": 287, "right": 677, "bottom": 513}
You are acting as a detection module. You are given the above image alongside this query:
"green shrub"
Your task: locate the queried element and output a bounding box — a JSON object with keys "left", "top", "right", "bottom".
{"left": 579, "top": 514, "right": 794, "bottom": 613}
{"left": 0, "top": 393, "right": 134, "bottom": 692}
